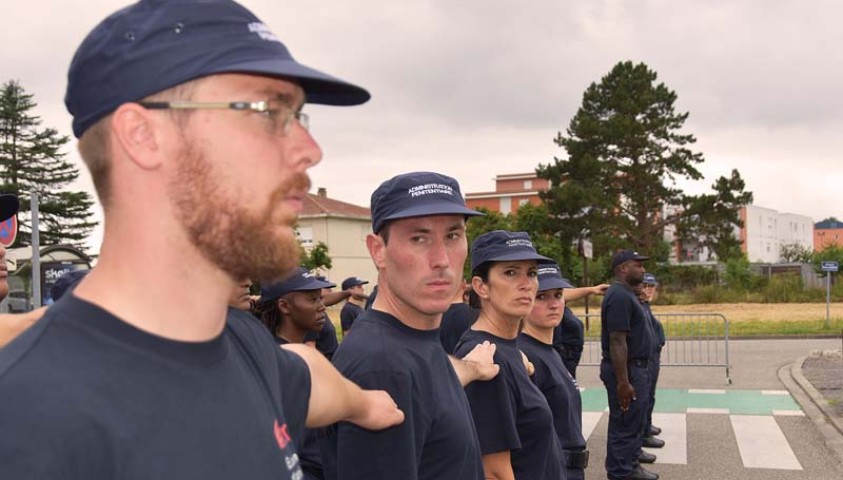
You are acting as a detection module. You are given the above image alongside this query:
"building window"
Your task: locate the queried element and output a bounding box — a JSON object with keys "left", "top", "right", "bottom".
{"left": 518, "top": 198, "right": 529, "bottom": 207}
{"left": 500, "top": 197, "right": 512, "bottom": 215}
{"left": 523, "top": 180, "right": 532, "bottom": 190}
{"left": 297, "top": 226, "right": 314, "bottom": 247}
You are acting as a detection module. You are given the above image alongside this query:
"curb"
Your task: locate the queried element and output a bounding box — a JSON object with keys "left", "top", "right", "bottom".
{"left": 778, "top": 357, "right": 843, "bottom": 465}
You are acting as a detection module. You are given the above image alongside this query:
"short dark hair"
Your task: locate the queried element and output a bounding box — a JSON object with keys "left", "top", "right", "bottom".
{"left": 468, "top": 262, "right": 492, "bottom": 309}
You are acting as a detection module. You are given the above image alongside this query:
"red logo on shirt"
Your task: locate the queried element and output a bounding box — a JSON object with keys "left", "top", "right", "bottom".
{"left": 274, "top": 420, "right": 291, "bottom": 450}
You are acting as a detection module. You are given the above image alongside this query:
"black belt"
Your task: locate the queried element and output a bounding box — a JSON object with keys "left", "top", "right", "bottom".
{"left": 564, "top": 449, "right": 589, "bottom": 469}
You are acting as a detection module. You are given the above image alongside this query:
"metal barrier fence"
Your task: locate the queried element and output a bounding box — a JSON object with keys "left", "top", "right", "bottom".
{"left": 579, "top": 312, "right": 732, "bottom": 384}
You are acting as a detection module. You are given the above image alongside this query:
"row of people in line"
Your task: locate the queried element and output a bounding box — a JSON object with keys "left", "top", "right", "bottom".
{"left": 0, "top": 2, "right": 666, "bottom": 479}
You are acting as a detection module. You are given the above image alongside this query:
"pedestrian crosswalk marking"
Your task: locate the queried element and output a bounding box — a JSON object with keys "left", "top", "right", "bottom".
{"left": 771, "top": 409, "right": 805, "bottom": 417}
{"left": 730, "top": 415, "right": 802, "bottom": 470}
{"left": 583, "top": 411, "right": 804, "bottom": 470}
{"left": 686, "top": 407, "right": 730, "bottom": 414}
{"left": 643, "top": 413, "right": 687, "bottom": 464}
{"left": 581, "top": 411, "right": 603, "bottom": 441}
{"left": 688, "top": 388, "right": 726, "bottom": 394}
{"left": 761, "top": 389, "right": 790, "bottom": 396}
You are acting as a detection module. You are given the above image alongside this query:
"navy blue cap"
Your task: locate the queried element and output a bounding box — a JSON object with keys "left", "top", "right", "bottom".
{"left": 50, "top": 269, "right": 90, "bottom": 301}
{"left": 536, "top": 263, "right": 575, "bottom": 291}
{"left": 261, "top": 267, "right": 335, "bottom": 302}
{"left": 370, "top": 172, "right": 483, "bottom": 233}
{"left": 611, "top": 249, "right": 650, "bottom": 270}
{"left": 643, "top": 273, "right": 657, "bottom": 284}
{"left": 471, "top": 230, "right": 553, "bottom": 271}
{"left": 0, "top": 194, "right": 19, "bottom": 222}
{"left": 66, "top": 0, "right": 370, "bottom": 138}
{"left": 341, "top": 276, "right": 368, "bottom": 291}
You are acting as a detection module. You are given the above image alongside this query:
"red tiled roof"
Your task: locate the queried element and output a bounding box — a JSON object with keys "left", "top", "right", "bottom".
{"left": 301, "top": 193, "right": 370, "bottom": 218}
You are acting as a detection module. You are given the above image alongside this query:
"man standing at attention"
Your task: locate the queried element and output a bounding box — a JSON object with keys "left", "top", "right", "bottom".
{"left": 0, "top": 1, "right": 403, "bottom": 478}
{"left": 340, "top": 276, "right": 368, "bottom": 335}
{"left": 601, "top": 250, "right": 659, "bottom": 480}
{"left": 322, "top": 171, "right": 496, "bottom": 480}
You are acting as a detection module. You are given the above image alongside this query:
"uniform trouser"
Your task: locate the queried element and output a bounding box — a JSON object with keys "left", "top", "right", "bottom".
{"left": 601, "top": 360, "right": 651, "bottom": 479}
{"left": 644, "top": 351, "right": 661, "bottom": 434}
{"left": 561, "top": 346, "right": 584, "bottom": 379}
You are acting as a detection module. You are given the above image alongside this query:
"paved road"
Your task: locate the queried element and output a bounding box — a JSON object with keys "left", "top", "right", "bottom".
{"left": 576, "top": 338, "right": 843, "bottom": 479}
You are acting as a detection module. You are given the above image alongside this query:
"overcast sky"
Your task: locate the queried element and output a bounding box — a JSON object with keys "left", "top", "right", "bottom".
{"left": 4, "top": 0, "right": 842, "bottom": 252}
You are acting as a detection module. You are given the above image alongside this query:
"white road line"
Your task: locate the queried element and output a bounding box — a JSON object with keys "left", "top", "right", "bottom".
{"left": 772, "top": 409, "right": 805, "bottom": 417}
{"left": 730, "top": 415, "right": 802, "bottom": 470}
{"left": 688, "top": 388, "right": 726, "bottom": 394}
{"left": 761, "top": 390, "right": 790, "bottom": 396}
{"left": 644, "top": 413, "right": 687, "bottom": 465}
{"left": 686, "top": 407, "right": 730, "bottom": 414}
{"left": 581, "top": 411, "right": 604, "bottom": 441}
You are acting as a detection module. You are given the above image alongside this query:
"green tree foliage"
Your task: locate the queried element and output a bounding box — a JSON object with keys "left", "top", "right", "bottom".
{"left": 537, "top": 61, "right": 752, "bottom": 261}
{"left": 299, "top": 241, "right": 332, "bottom": 272}
{"left": 0, "top": 80, "right": 97, "bottom": 249}
{"left": 676, "top": 169, "right": 752, "bottom": 261}
{"left": 778, "top": 242, "right": 813, "bottom": 263}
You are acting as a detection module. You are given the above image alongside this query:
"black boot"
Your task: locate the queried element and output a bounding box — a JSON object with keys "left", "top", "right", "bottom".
{"left": 638, "top": 450, "right": 657, "bottom": 464}
{"left": 648, "top": 425, "right": 662, "bottom": 436}
{"left": 642, "top": 435, "right": 665, "bottom": 448}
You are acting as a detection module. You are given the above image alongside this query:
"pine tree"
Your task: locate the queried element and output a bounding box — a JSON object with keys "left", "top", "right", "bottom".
{"left": 0, "top": 80, "right": 97, "bottom": 250}
{"left": 538, "top": 61, "right": 751, "bottom": 262}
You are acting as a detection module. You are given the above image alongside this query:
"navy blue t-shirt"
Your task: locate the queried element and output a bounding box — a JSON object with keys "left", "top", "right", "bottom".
{"left": 455, "top": 330, "right": 565, "bottom": 480}
{"left": 0, "top": 296, "right": 311, "bottom": 479}
{"left": 304, "top": 314, "right": 339, "bottom": 360}
{"left": 601, "top": 282, "right": 653, "bottom": 360}
{"left": 439, "top": 302, "right": 479, "bottom": 354}
{"left": 323, "top": 309, "right": 483, "bottom": 480}
{"left": 340, "top": 302, "right": 363, "bottom": 333}
{"left": 553, "top": 307, "right": 585, "bottom": 349}
{"left": 517, "top": 333, "right": 586, "bottom": 451}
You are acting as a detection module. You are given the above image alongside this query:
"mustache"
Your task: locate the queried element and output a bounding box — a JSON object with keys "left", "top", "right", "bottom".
{"left": 263, "top": 172, "right": 311, "bottom": 220}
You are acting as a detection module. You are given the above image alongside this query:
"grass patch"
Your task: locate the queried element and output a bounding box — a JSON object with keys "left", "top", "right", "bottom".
{"left": 579, "top": 309, "right": 843, "bottom": 339}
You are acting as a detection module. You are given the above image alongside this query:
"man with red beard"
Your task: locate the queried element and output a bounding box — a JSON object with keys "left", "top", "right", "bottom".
{"left": 0, "top": 1, "right": 403, "bottom": 479}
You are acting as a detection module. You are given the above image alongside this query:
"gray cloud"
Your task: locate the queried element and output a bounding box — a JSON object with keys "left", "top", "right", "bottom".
{"left": 3, "top": 0, "right": 841, "bottom": 250}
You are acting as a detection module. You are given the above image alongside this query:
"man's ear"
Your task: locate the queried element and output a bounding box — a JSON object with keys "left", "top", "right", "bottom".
{"left": 366, "top": 233, "right": 386, "bottom": 270}
{"left": 110, "top": 102, "right": 165, "bottom": 170}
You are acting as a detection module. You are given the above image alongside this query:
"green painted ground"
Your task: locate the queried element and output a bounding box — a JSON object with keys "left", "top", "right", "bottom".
{"left": 581, "top": 388, "right": 801, "bottom": 415}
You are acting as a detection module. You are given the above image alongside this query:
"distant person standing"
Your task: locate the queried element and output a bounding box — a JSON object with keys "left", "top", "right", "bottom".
{"left": 439, "top": 278, "right": 479, "bottom": 354}
{"left": 304, "top": 275, "right": 343, "bottom": 360}
{"left": 641, "top": 273, "right": 665, "bottom": 444}
{"left": 601, "top": 250, "right": 658, "bottom": 480}
{"left": 552, "top": 280, "right": 608, "bottom": 378}
{"left": 340, "top": 276, "right": 368, "bottom": 335}
{"left": 255, "top": 267, "right": 334, "bottom": 345}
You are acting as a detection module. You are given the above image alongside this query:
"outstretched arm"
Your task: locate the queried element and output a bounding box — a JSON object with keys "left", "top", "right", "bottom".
{"left": 281, "top": 343, "right": 405, "bottom": 429}
{"left": 564, "top": 284, "right": 610, "bottom": 302}
{"left": 448, "top": 340, "right": 500, "bottom": 386}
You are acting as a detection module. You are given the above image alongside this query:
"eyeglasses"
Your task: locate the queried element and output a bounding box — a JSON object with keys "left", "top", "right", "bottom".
{"left": 137, "top": 99, "right": 309, "bottom": 135}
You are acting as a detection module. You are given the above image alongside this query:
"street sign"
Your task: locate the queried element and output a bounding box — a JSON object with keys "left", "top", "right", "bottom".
{"left": 0, "top": 216, "right": 16, "bottom": 247}
{"left": 821, "top": 261, "right": 839, "bottom": 272}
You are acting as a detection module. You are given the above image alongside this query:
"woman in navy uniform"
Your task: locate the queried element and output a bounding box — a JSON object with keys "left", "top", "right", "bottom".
{"left": 254, "top": 267, "right": 335, "bottom": 480}
{"left": 455, "top": 230, "right": 566, "bottom": 480}
{"left": 519, "top": 263, "right": 589, "bottom": 480}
